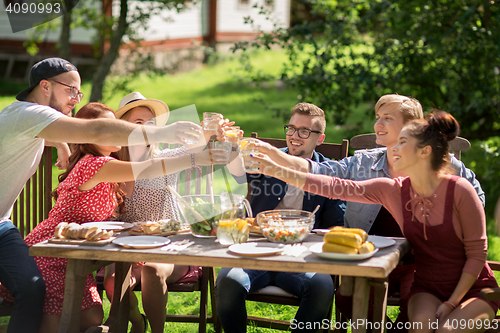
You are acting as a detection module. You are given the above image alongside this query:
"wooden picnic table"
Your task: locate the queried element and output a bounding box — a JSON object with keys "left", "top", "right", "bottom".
{"left": 29, "top": 232, "right": 410, "bottom": 333}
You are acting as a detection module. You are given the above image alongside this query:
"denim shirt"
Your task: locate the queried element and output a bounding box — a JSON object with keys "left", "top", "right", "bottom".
{"left": 308, "top": 147, "right": 485, "bottom": 232}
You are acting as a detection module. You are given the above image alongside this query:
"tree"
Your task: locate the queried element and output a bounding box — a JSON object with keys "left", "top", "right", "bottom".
{"left": 234, "top": 0, "right": 500, "bottom": 141}
{"left": 24, "top": 0, "right": 193, "bottom": 102}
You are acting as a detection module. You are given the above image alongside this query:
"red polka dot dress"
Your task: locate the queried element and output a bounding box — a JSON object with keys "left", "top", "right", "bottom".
{"left": 0, "top": 155, "right": 117, "bottom": 315}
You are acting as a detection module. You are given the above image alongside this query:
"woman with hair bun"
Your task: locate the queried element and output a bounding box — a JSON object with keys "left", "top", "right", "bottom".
{"left": 249, "top": 110, "right": 499, "bottom": 332}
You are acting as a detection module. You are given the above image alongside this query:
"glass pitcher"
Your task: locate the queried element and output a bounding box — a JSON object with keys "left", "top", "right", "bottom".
{"left": 220, "top": 192, "right": 253, "bottom": 219}
{"left": 217, "top": 192, "right": 253, "bottom": 245}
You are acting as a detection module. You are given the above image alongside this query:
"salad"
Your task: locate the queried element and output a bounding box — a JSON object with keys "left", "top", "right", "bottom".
{"left": 181, "top": 197, "right": 221, "bottom": 236}
{"left": 261, "top": 225, "right": 309, "bottom": 244}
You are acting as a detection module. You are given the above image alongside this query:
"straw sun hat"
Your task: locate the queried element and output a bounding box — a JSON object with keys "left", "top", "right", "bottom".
{"left": 115, "top": 92, "right": 170, "bottom": 126}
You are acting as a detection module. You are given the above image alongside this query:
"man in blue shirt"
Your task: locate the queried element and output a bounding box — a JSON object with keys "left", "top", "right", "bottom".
{"left": 215, "top": 103, "right": 345, "bottom": 332}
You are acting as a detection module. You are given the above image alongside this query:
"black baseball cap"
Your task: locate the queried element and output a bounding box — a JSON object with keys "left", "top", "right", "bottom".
{"left": 16, "top": 57, "right": 78, "bottom": 101}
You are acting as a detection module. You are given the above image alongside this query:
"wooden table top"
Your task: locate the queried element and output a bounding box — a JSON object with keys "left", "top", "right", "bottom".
{"left": 30, "top": 233, "right": 410, "bottom": 279}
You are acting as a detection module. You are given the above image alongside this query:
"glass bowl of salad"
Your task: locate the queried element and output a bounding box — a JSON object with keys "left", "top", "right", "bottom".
{"left": 256, "top": 209, "right": 315, "bottom": 244}
{"left": 177, "top": 195, "right": 221, "bottom": 237}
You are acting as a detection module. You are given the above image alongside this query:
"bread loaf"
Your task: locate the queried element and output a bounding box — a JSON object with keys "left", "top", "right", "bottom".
{"left": 142, "top": 222, "right": 162, "bottom": 235}
{"left": 54, "top": 222, "right": 68, "bottom": 239}
{"left": 53, "top": 222, "right": 113, "bottom": 241}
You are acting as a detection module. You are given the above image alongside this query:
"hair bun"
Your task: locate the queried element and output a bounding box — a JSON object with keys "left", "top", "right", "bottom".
{"left": 428, "top": 111, "right": 460, "bottom": 141}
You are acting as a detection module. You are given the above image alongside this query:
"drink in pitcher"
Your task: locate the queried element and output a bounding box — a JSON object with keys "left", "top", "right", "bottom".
{"left": 217, "top": 219, "right": 249, "bottom": 246}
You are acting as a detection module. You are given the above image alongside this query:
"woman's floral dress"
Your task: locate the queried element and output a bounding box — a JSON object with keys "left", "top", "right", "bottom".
{"left": 0, "top": 155, "right": 117, "bottom": 315}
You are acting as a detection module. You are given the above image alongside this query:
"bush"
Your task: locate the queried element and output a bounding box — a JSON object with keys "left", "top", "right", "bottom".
{"left": 462, "top": 137, "right": 500, "bottom": 233}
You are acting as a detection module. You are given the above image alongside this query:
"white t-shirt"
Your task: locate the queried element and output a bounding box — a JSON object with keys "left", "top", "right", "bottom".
{"left": 0, "top": 101, "right": 65, "bottom": 222}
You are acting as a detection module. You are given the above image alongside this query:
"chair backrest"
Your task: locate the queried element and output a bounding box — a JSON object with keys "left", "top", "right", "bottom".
{"left": 10, "top": 147, "right": 53, "bottom": 237}
{"left": 350, "top": 133, "right": 470, "bottom": 160}
{"left": 251, "top": 132, "right": 349, "bottom": 160}
{"left": 167, "top": 143, "right": 214, "bottom": 196}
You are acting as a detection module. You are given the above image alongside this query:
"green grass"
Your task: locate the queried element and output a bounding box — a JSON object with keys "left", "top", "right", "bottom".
{"left": 2, "top": 49, "right": 500, "bottom": 331}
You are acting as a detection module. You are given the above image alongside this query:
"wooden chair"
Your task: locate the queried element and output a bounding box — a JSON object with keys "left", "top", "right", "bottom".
{"left": 96, "top": 162, "right": 220, "bottom": 333}
{"left": 0, "top": 147, "right": 53, "bottom": 325}
{"left": 251, "top": 132, "right": 349, "bottom": 160}
{"left": 241, "top": 132, "right": 348, "bottom": 331}
{"left": 350, "top": 133, "right": 471, "bottom": 160}
{"left": 165, "top": 164, "right": 220, "bottom": 333}
{"left": 10, "top": 147, "right": 53, "bottom": 236}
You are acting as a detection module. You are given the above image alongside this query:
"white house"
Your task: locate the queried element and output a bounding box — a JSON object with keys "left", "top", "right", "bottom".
{"left": 0, "top": 0, "right": 290, "bottom": 79}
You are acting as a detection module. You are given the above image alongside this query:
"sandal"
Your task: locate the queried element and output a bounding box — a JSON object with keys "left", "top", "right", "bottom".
{"left": 141, "top": 313, "right": 148, "bottom": 333}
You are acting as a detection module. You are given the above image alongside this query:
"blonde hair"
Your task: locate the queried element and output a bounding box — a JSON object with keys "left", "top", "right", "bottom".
{"left": 375, "top": 94, "right": 423, "bottom": 123}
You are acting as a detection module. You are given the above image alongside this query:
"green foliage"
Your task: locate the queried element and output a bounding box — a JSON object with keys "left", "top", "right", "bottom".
{"left": 234, "top": 0, "right": 500, "bottom": 140}
{"left": 462, "top": 136, "right": 500, "bottom": 222}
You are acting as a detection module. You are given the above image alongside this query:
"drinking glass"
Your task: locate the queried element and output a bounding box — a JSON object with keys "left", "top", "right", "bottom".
{"left": 203, "top": 112, "right": 222, "bottom": 132}
{"left": 208, "top": 141, "right": 231, "bottom": 164}
{"left": 240, "top": 138, "right": 259, "bottom": 172}
{"left": 182, "top": 128, "right": 202, "bottom": 145}
{"left": 224, "top": 126, "right": 241, "bottom": 144}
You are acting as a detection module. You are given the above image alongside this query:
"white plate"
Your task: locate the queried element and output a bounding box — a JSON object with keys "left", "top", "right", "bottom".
{"left": 82, "top": 221, "right": 134, "bottom": 230}
{"left": 311, "top": 229, "right": 331, "bottom": 235}
{"left": 367, "top": 235, "right": 396, "bottom": 249}
{"left": 309, "top": 243, "right": 378, "bottom": 261}
{"left": 228, "top": 243, "right": 286, "bottom": 257}
{"left": 112, "top": 236, "right": 171, "bottom": 249}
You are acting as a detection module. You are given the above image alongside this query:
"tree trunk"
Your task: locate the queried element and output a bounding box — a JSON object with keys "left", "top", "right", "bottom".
{"left": 89, "top": 0, "right": 128, "bottom": 102}
{"left": 59, "top": 0, "right": 73, "bottom": 60}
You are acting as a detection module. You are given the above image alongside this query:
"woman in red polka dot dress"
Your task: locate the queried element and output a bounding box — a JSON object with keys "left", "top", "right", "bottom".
{"left": 0, "top": 102, "right": 227, "bottom": 333}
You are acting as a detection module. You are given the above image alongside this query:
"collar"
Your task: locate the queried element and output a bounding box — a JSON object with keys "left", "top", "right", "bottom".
{"left": 280, "top": 147, "right": 323, "bottom": 162}
{"left": 371, "top": 148, "right": 391, "bottom": 177}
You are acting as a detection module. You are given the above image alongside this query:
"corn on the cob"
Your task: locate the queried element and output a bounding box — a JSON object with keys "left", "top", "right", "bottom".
{"left": 324, "top": 232, "right": 363, "bottom": 248}
{"left": 358, "top": 242, "right": 375, "bottom": 254}
{"left": 322, "top": 242, "right": 358, "bottom": 254}
{"left": 329, "top": 226, "right": 368, "bottom": 242}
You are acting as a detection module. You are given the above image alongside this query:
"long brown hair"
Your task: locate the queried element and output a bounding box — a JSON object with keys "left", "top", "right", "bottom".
{"left": 52, "top": 103, "right": 125, "bottom": 214}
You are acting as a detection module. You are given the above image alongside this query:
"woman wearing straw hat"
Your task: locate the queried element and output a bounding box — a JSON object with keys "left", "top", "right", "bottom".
{"left": 103, "top": 92, "right": 233, "bottom": 333}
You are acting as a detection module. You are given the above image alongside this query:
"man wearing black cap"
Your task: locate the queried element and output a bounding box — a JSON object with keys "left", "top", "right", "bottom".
{"left": 0, "top": 57, "right": 202, "bottom": 333}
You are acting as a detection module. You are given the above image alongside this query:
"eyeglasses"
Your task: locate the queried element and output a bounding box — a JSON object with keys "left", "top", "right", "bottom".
{"left": 284, "top": 125, "right": 321, "bottom": 139}
{"left": 48, "top": 79, "right": 84, "bottom": 101}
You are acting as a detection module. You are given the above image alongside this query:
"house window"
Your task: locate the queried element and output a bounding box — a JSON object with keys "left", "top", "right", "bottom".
{"left": 264, "top": 0, "right": 274, "bottom": 10}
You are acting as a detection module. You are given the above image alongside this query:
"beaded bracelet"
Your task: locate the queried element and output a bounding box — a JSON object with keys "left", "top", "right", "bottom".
{"left": 443, "top": 301, "right": 456, "bottom": 310}
{"left": 190, "top": 153, "right": 196, "bottom": 168}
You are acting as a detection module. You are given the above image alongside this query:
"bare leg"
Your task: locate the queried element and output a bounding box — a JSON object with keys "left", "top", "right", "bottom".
{"left": 141, "top": 263, "right": 189, "bottom": 333}
{"left": 104, "top": 263, "right": 145, "bottom": 333}
{"left": 80, "top": 305, "right": 104, "bottom": 331}
{"left": 436, "top": 298, "right": 495, "bottom": 333}
{"left": 38, "top": 314, "right": 60, "bottom": 333}
{"left": 38, "top": 305, "right": 103, "bottom": 333}
{"left": 408, "top": 293, "right": 441, "bottom": 333}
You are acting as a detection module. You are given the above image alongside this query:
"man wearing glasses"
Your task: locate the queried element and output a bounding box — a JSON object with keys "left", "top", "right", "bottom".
{"left": 0, "top": 57, "right": 202, "bottom": 333}
{"left": 216, "top": 103, "right": 345, "bottom": 332}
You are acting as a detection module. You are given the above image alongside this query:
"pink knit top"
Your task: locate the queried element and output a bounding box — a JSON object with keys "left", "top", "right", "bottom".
{"left": 304, "top": 174, "right": 487, "bottom": 277}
